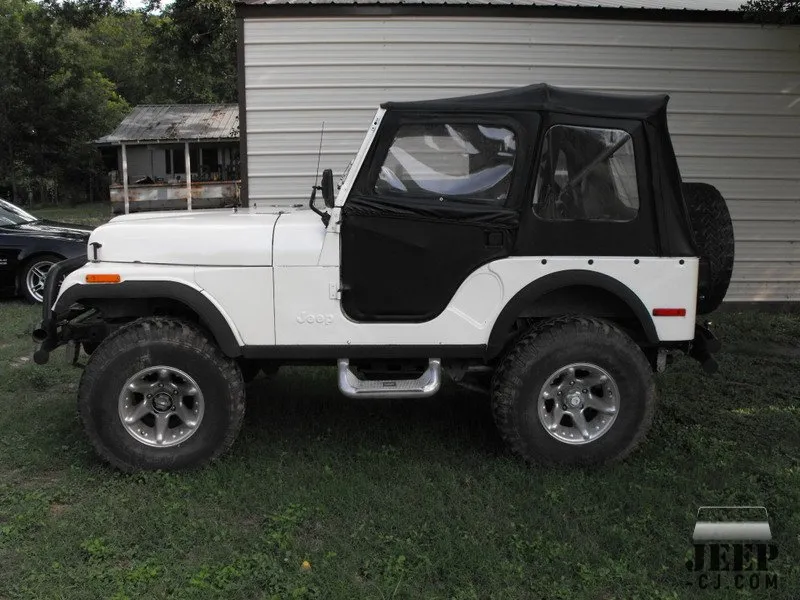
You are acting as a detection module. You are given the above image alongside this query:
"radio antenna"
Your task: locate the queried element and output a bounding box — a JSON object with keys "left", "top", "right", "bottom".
{"left": 313, "top": 121, "right": 325, "bottom": 188}
{"left": 308, "top": 121, "right": 330, "bottom": 226}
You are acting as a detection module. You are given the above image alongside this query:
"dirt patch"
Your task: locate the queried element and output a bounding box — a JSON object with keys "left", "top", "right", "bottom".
{"left": 8, "top": 470, "right": 63, "bottom": 491}
{"left": 49, "top": 503, "right": 69, "bottom": 518}
{"left": 240, "top": 515, "right": 262, "bottom": 529}
{"left": 10, "top": 356, "right": 31, "bottom": 368}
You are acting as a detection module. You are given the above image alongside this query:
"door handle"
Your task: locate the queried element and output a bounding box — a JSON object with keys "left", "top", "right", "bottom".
{"left": 485, "top": 231, "right": 504, "bottom": 248}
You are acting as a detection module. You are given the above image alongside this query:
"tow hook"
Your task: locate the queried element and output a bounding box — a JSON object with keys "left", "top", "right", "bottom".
{"left": 689, "top": 321, "right": 721, "bottom": 374}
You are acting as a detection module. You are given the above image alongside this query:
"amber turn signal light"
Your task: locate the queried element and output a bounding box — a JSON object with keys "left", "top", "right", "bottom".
{"left": 85, "top": 274, "right": 121, "bottom": 284}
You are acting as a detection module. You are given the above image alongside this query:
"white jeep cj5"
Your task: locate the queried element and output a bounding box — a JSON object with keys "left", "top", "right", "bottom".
{"left": 33, "top": 84, "right": 733, "bottom": 472}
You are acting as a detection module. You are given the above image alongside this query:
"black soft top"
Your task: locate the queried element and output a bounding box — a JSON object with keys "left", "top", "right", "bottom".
{"left": 369, "top": 82, "right": 696, "bottom": 257}
{"left": 382, "top": 83, "right": 670, "bottom": 120}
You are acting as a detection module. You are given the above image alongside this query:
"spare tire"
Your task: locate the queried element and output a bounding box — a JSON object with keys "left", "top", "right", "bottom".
{"left": 681, "top": 182, "right": 735, "bottom": 314}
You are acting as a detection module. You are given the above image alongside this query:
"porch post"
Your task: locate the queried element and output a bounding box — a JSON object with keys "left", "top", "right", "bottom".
{"left": 184, "top": 141, "right": 192, "bottom": 210}
{"left": 121, "top": 143, "right": 129, "bottom": 214}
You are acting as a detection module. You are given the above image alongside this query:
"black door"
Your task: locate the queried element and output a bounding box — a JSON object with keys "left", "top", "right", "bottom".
{"left": 340, "top": 117, "right": 527, "bottom": 322}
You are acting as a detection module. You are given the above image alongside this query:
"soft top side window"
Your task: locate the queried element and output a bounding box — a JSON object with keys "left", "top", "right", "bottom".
{"left": 373, "top": 122, "right": 517, "bottom": 205}
{"left": 533, "top": 125, "right": 639, "bottom": 222}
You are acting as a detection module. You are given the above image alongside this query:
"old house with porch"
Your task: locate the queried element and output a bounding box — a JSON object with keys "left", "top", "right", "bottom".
{"left": 96, "top": 104, "right": 240, "bottom": 213}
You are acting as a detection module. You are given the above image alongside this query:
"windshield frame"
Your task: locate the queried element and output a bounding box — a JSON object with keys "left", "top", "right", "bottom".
{"left": 0, "top": 199, "right": 38, "bottom": 226}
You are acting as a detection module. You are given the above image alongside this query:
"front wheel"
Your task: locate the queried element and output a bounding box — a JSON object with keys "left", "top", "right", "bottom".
{"left": 491, "top": 317, "right": 656, "bottom": 466}
{"left": 78, "top": 317, "right": 245, "bottom": 472}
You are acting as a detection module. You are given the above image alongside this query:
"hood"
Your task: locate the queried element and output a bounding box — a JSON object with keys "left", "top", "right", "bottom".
{"left": 90, "top": 208, "right": 280, "bottom": 266}
{"left": 7, "top": 220, "right": 92, "bottom": 242}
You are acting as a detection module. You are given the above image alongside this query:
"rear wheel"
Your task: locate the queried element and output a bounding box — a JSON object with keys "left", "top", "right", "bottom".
{"left": 491, "top": 317, "right": 656, "bottom": 466}
{"left": 20, "top": 254, "right": 61, "bottom": 303}
{"left": 78, "top": 317, "right": 245, "bottom": 472}
{"left": 682, "top": 182, "right": 735, "bottom": 314}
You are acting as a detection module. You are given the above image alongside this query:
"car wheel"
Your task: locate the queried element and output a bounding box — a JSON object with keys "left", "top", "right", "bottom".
{"left": 21, "top": 254, "right": 61, "bottom": 304}
{"left": 78, "top": 317, "right": 245, "bottom": 472}
{"left": 491, "top": 316, "right": 656, "bottom": 466}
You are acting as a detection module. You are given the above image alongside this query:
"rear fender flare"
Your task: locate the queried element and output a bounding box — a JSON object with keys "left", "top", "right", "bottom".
{"left": 487, "top": 270, "right": 658, "bottom": 357}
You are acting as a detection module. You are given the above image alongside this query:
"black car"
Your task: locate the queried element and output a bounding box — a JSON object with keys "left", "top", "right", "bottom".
{"left": 0, "top": 199, "right": 92, "bottom": 303}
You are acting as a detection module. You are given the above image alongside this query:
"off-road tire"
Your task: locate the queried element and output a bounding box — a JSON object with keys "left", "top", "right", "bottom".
{"left": 682, "top": 182, "right": 735, "bottom": 314}
{"left": 491, "top": 317, "right": 656, "bottom": 466}
{"left": 78, "top": 317, "right": 245, "bottom": 472}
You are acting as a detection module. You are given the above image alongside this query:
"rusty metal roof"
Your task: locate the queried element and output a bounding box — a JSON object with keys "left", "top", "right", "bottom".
{"left": 95, "top": 104, "right": 239, "bottom": 145}
{"left": 235, "top": 0, "right": 741, "bottom": 9}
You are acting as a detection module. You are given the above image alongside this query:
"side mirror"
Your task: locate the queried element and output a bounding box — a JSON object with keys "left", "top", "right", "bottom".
{"left": 321, "top": 168, "right": 335, "bottom": 208}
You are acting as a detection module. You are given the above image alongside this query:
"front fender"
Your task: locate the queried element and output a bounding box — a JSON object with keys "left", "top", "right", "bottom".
{"left": 39, "top": 264, "right": 244, "bottom": 359}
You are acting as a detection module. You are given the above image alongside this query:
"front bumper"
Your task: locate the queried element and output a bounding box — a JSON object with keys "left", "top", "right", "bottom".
{"left": 32, "top": 256, "right": 87, "bottom": 364}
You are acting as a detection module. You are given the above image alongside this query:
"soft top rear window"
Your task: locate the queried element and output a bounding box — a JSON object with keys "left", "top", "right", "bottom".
{"left": 532, "top": 124, "right": 639, "bottom": 222}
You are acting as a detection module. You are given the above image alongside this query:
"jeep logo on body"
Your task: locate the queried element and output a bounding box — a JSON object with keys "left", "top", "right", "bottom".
{"left": 296, "top": 312, "right": 334, "bottom": 325}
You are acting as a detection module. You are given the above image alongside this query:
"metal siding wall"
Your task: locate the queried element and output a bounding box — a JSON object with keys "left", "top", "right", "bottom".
{"left": 242, "top": 17, "right": 800, "bottom": 302}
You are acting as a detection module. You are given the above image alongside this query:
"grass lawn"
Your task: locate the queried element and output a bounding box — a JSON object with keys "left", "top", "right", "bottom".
{"left": 1, "top": 206, "right": 798, "bottom": 599}
{"left": 31, "top": 203, "right": 113, "bottom": 228}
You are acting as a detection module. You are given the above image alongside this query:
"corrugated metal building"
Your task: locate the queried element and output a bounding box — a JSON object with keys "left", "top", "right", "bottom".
{"left": 234, "top": 0, "right": 800, "bottom": 304}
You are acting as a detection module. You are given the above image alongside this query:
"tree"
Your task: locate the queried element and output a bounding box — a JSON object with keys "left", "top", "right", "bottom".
{"left": 69, "top": 11, "right": 159, "bottom": 106}
{"left": 0, "top": 0, "right": 128, "bottom": 204}
{"left": 0, "top": 0, "right": 237, "bottom": 205}
{"left": 42, "top": 0, "right": 126, "bottom": 29}
{"left": 741, "top": 0, "right": 800, "bottom": 24}
{"left": 147, "top": 0, "right": 238, "bottom": 103}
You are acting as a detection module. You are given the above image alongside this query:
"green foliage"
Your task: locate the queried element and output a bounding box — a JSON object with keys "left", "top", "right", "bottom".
{"left": 148, "top": 0, "right": 238, "bottom": 103}
{"left": 0, "top": 0, "right": 238, "bottom": 205}
{"left": 741, "top": 0, "right": 800, "bottom": 24}
{"left": 0, "top": 0, "right": 131, "bottom": 204}
{"left": 67, "top": 11, "right": 158, "bottom": 106}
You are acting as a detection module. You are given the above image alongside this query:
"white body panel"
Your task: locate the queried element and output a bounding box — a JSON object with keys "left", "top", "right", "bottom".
{"left": 56, "top": 254, "right": 697, "bottom": 350}
{"left": 272, "top": 211, "right": 327, "bottom": 266}
{"left": 194, "top": 267, "right": 275, "bottom": 345}
{"left": 272, "top": 257, "right": 698, "bottom": 346}
{"left": 241, "top": 16, "right": 800, "bottom": 302}
{"left": 89, "top": 209, "right": 279, "bottom": 266}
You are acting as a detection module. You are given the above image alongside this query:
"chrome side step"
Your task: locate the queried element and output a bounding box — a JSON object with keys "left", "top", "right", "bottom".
{"left": 337, "top": 358, "right": 442, "bottom": 398}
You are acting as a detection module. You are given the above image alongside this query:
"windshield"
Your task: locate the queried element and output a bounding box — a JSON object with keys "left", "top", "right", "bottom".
{"left": 339, "top": 159, "right": 354, "bottom": 189}
{"left": 0, "top": 199, "right": 37, "bottom": 226}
